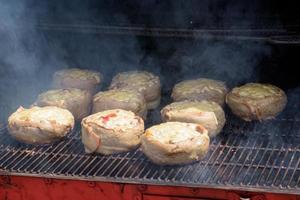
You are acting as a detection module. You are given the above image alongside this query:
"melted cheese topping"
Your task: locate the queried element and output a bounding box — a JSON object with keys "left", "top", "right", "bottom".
{"left": 55, "top": 68, "right": 101, "bottom": 82}
{"left": 173, "top": 78, "right": 226, "bottom": 95}
{"left": 93, "top": 89, "right": 141, "bottom": 103}
{"left": 232, "top": 83, "right": 283, "bottom": 99}
{"left": 110, "top": 71, "right": 159, "bottom": 91}
{"left": 147, "top": 122, "right": 205, "bottom": 144}
{"left": 84, "top": 109, "right": 140, "bottom": 129}
{"left": 37, "top": 88, "right": 86, "bottom": 102}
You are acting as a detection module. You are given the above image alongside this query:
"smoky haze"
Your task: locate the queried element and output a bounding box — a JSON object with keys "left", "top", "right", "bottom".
{"left": 0, "top": 0, "right": 294, "bottom": 123}
{"left": 0, "top": 1, "right": 65, "bottom": 120}
{"left": 0, "top": 1, "right": 149, "bottom": 122}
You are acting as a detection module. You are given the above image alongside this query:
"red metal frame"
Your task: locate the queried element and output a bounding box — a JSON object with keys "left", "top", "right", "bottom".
{"left": 0, "top": 176, "right": 299, "bottom": 200}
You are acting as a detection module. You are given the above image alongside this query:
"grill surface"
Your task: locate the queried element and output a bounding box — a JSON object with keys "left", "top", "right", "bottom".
{"left": 1, "top": 92, "right": 300, "bottom": 194}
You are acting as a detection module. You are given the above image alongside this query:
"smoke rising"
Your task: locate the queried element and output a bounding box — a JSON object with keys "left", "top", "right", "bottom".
{"left": 0, "top": 1, "right": 64, "bottom": 120}
{"left": 0, "top": 0, "right": 298, "bottom": 123}
{"left": 0, "top": 1, "right": 149, "bottom": 121}
{"left": 164, "top": 39, "right": 271, "bottom": 88}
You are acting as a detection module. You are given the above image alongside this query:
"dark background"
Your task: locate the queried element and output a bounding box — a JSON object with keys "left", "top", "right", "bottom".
{"left": 30, "top": 0, "right": 300, "bottom": 30}
{"left": 0, "top": 0, "right": 300, "bottom": 122}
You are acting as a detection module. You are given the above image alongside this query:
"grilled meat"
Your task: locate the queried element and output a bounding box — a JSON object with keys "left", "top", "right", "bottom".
{"left": 81, "top": 109, "right": 144, "bottom": 155}
{"left": 141, "top": 122, "right": 210, "bottom": 165}
{"left": 109, "top": 71, "right": 161, "bottom": 109}
{"left": 53, "top": 68, "right": 102, "bottom": 94}
{"left": 8, "top": 106, "right": 74, "bottom": 144}
{"left": 92, "top": 89, "right": 147, "bottom": 119}
{"left": 35, "top": 88, "right": 92, "bottom": 121}
{"left": 226, "top": 83, "right": 287, "bottom": 121}
{"left": 171, "top": 78, "right": 228, "bottom": 106}
{"left": 161, "top": 100, "right": 225, "bottom": 137}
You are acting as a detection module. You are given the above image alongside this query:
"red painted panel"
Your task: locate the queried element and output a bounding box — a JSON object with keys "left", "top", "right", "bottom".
{"left": 0, "top": 176, "right": 299, "bottom": 200}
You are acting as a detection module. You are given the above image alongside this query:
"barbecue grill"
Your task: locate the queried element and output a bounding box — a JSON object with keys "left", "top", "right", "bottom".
{"left": 1, "top": 1, "right": 300, "bottom": 199}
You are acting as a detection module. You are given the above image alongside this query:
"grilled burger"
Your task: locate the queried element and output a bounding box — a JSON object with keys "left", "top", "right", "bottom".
{"left": 92, "top": 89, "right": 147, "bottom": 119}
{"left": 81, "top": 109, "right": 144, "bottom": 155}
{"left": 226, "top": 83, "right": 287, "bottom": 121}
{"left": 109, "top": 71, "right": 161, "bottom": 109}
{"left": 35, "top": 88, "right": 92, "bottom": 121}
{"left": 53, "top": 68, "right": 102, "bottom": 94}
{"left": 161, "top": 100, "right": 225, "bottom": 137}
{"left": 141, "top": 122, "right": 210, "bottom": 165}
{"left": 171, "top": 78, "right": 228, "bottom": 106}
{"left": 8, "top": 106, "right": 74, "bottom": 144}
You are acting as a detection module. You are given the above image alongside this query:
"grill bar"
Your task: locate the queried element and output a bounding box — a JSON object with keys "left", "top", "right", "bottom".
{"left": 287, "top": 155, "right": 300, "bottom": 186}
{"left": 1, "top": 97, "right": 300, "bottom": 194}
{"left": 36, "top": 23, "right": 300, "bottom": 42}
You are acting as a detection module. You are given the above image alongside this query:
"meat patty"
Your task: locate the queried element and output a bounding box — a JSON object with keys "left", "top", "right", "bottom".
{"left": 92, "top": 89, "right": 147, "bottom": 119}
{"left": 141, "top": 122, "right": 210, "bottom": 165}
{"left": 81, "top": 109, "right": 144, "bottom": 155}
{"left": 109, "top": 71, "right": 161, "bottom": 109}
{"left": 53, "top": 68, "right": 102, "bottom": 94}
{"left": 171, "top": 78, "right": 228, "bottom": 106}
{"left": 35, "top": 88, "right": 92, "bottom": 121}
{"left": 226, "top": 83, "right": 287, "bottom": 121}
{"left": 161, "top": 100, "right": 225, "bottom": 137}
{"left": 8, "top": 106, "right": 74, "bottom": 144}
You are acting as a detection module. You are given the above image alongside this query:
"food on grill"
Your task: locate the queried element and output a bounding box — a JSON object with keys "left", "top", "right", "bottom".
{"left": 7, "top": 106, "right": 74, "bottom": 145}
{"left": 109, "top": 71, "right": 161, "bottom": 109}
{"left": 92, "top": 89, "right": 147, "bottom": 119}
{"left": 171, "top": 78, "right": 228, "bottom": 106}
{"left": 161, "top": 100, "right": 225, "bottom": 137}
{"left": 81, "top": 109, "right": 144, "bottom": 155}
{"left": 34, "top": 88, "right": 92, "bottom": 121}
{"left": 53, "top": 68, "right": 102, "bottom": 94}
{"left": 226, "top": 83, "right": 287, "bottom": 121}
{"left": 141, "top": 122, "right": 210, "bottom": 165}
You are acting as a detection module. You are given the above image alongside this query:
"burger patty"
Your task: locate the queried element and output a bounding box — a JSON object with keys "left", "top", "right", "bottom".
{"left": 141, "top": 122, "right": 210, "bottom": 165}
{"left": 171, "top": 78, "right": 228, "bottom": 106}
{"left": 109, "top": 70, "right": 161, "bottom": 109}
{"left": 81, "top": 109, "right": 145, "bottom": 155}
{"left": 8, "top": 106, "right": 74, "bottom": 144}
{"left": 161, "top": 100, "right": 226, "bottom": 137}
{"left": 92, "top": 89, "right": 147, "bottom": 119}
{"left": 35, "top": 88, "right": 92, "bottom": 121}
{"left": 53, "top": 68, "right": 102, "bottom": 94}
{"left": 226, "top": 83, "right": 287, "bottom": 121}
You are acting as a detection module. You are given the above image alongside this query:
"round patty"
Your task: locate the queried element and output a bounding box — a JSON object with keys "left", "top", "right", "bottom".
{"left": 8, "top": 106, "right": 74, "bottom": 144}
{"left": 161, "top": 100, "right": 225, "bottom": 137}
{"left": 53, "top": 68, "right": 102, "bottom": 94}
{"left": 171, "top": 78, "right": 228, "bottom": 106}
{"left": 226, "top": 83, "right": 287, "bottom": 121}
{"left": 81, "top": 109, "right": 144, "bottom": 155}
{"left": 141, "top": 122, "right": 210, "bottom": 165}
{"left": 92, "top": 89, "right": 147, "bottom": 119}
{"left": 35, "top": 88, "right": 92, "bottom": 121}
{"left": 109, "top": 71, "right": 161, "bottom": 109}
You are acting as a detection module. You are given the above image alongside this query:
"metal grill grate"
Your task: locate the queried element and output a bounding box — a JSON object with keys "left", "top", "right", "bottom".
{"left": 1, "top": 101, "right": 300, "bottom": 194}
